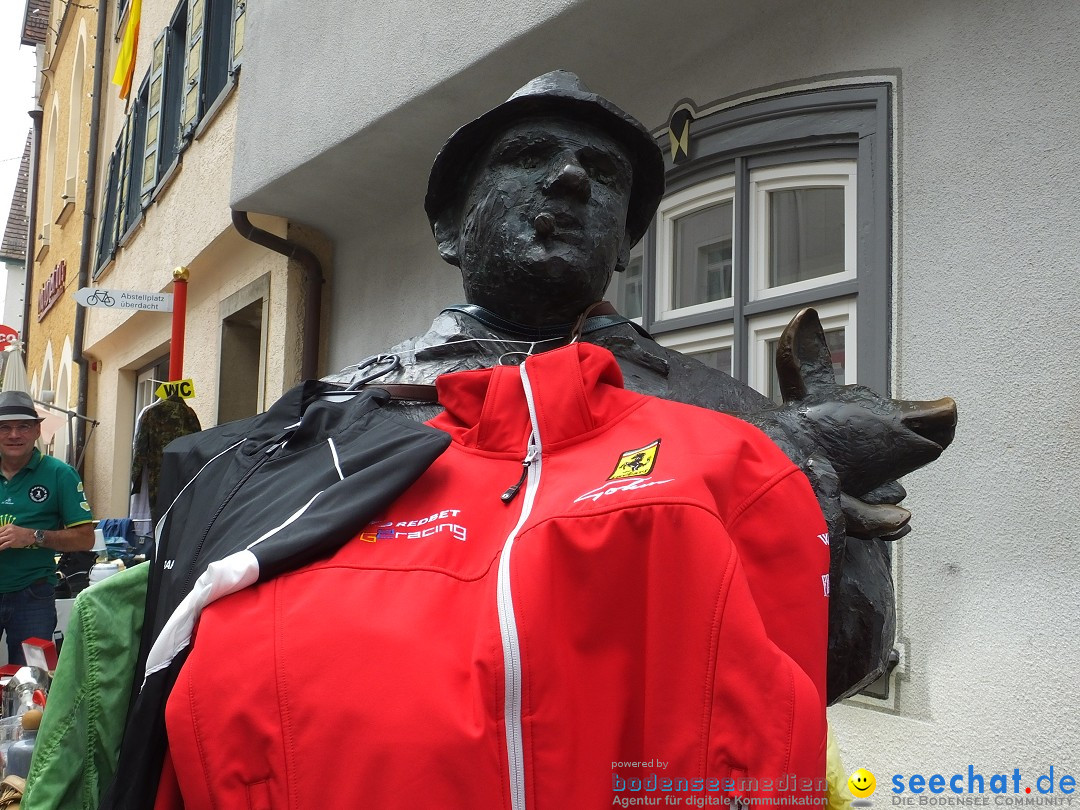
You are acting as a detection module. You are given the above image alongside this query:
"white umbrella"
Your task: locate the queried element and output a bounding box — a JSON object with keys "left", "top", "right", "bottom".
{"left": 1, "top": 344, "right": 29, "bottom": 393}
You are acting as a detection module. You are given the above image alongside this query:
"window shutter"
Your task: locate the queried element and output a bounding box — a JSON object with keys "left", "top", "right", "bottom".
{"left": 113, "top": 116, "right": 131, "bottom": 243}
{"left": 180, "top": 0, "right": 205, "bottom": 136}
{"left": 230, "top": 0, "right": 246, "bottom": 74}
{"left": 95, "top": 148, "right": 120, "bottom": 274}
{"left": 141, "top": 32, "right": 167, "bottom": 200}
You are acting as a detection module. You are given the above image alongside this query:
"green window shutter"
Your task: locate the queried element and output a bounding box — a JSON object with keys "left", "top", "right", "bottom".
{"left": 95, "top": 148, "right": 120, "bottom": 274}
{"left": 230, "top": 0, "right": 246, "bottom": 73}
{"left": 180, "top": 0, "right": 206, "bottom": 136}
{"left": 141, "top": 32, "right": 167, "bottom": 200}
{"left": 113, "top": 117, "right": 132, "bottom": 244}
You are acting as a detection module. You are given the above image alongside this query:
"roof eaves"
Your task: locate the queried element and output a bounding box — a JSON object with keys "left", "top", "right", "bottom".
{"left": 21, "top": 0, "right": 50, "bottom": 46}
{"left": 0, "top": 131, "right": 33, "bottom": 262}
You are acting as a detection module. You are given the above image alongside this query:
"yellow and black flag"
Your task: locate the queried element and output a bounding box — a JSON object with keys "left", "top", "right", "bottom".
{"left": 668, "top": 108, "right": 694, "bottom": 165}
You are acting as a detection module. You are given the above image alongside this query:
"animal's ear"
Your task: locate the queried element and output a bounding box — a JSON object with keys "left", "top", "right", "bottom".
{"left": 775, "top": 308, "right": 836, "bottom": 401}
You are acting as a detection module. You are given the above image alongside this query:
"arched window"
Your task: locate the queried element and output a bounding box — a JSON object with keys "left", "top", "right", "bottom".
{"left": 607, "top": 83, "right": 891, "bottom": 400}
{"left": 41, "top": 101, "right": 59, "bottom": 252}
{"left": 38, "top": 344, "right": 56, "bottom": 456}
{"left": 40, "top": 343, "right": 55, "bottom": 402}
{"left": 65, "top": 31, "right": 87, "bottom": 203}
{"left": 54, "top": 356, "right": 71, "bottom": 463}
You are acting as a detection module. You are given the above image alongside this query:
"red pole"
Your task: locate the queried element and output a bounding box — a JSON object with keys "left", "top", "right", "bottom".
{"left": 169, "top": 266, "right": 189, "bottom": 381}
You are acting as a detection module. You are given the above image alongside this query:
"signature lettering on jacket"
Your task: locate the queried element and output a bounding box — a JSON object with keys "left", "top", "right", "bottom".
{"left": 822, "top": 574, "right": 830, "bottom": 597}
{"left": 817, "top": 532, "right": 829, "bottom": 545}
{"left": 574, "top": 476, "right": 675, "bottom": 504}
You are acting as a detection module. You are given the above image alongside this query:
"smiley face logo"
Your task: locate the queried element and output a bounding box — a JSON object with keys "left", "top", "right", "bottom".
{"left": 848, "top": 768, "right": 877, "bottom": 798}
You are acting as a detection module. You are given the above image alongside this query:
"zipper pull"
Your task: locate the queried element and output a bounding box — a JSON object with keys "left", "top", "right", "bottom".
{"left": 501, "top": 444, "right": 538, "bottom": 504}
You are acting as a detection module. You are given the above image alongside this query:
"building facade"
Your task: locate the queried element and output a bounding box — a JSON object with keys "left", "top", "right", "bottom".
{"left": 81, "top": 0, "right": 319, "bottom": 520}
{"left": 228, "top": 0, "right": 1080, "bottom": 777}
{"left": 22, "top": 0, "right": 98, "bottom": 465}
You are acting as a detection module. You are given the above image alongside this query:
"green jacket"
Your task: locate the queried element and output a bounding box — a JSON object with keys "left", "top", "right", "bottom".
{"left": 21, "top": 563, "right": 148, "bottom": 810}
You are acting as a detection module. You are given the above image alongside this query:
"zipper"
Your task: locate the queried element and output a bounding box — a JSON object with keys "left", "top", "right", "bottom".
{"left": 497, "top": 361, "right": 543, "bottom": 810}
{"left": 181, "top": 442, "right": 278, "bottom": 593}
{"left": 501, "top": 445, "right": 539, "bottom": 504}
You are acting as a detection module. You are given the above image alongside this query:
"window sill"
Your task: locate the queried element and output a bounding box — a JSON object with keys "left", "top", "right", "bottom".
{"left": 192, "top": 75, "right": 238, "bottom": 143}
{"left": 649, "top": 305, "right": 736, "bottom": 335}
{"left": 118, "top": 213, "right": 144, "bottom": 250}
{"left": 93, "top": 255, "right": 115, "bottom": 282}
{"left": 55, "top": 199, "right": 75, "bottom": 226}
{"left": 35, "top": 242, "right": 49, "bottom": 262}
{"left": 148, "top": 156, "right": 183, "bottom": 207}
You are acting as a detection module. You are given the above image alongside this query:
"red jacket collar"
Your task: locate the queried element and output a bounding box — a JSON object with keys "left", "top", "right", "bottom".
{"left": 431, "top": 343, "right": 638, "bottom": 454}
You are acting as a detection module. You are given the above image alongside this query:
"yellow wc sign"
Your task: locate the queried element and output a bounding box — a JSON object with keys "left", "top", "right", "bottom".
{"left": 155, "top": 379, "right": 196, "bottom": 400}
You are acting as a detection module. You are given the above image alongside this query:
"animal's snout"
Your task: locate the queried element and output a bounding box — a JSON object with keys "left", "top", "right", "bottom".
{"left": 900, "top": 396, "right": 957, "bottom": 450}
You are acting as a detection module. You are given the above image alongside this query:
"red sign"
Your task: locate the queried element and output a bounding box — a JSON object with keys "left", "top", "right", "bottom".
{"left": 0, "top": 325, "right": 17, "bottom": 346}
{"left": 37, "top": 260, "right": 66, "bottom": 321}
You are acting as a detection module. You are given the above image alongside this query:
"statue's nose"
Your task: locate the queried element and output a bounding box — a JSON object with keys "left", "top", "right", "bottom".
{"left": 543, "top": 160, "right": 591, "bottom": 202}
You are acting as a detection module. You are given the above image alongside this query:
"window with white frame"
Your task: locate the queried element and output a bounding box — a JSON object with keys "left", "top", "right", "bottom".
{"left": 748, "top": 162, "right": 856, "bottom": 303}
{"left": 608, "top": 83, "right": 898, "bottom": 701}
{"left": 608, "top": 84, "right": 890, "bottom": 400}
{"left": 654, "top": 174, "right": 735, "bottom": 322}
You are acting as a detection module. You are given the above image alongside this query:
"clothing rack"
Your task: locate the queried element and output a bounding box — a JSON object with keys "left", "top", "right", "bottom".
{"left": 32, "top": 398, "right": 100, "bottom": 471}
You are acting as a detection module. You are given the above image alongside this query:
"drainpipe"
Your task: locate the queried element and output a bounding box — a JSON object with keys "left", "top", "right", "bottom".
{"left": 21, "top": 109, "right": 43, "bottom": 361}
{"left": 71, "top": 0, "right": 109, "bottom": 472}
{"left": 230, "top": 210, "right": 324, "bottom": 380}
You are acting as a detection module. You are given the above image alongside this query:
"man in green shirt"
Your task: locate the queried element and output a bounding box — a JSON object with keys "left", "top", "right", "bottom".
{"left": 0, "top": 391, "right": 94, "bottom": 665}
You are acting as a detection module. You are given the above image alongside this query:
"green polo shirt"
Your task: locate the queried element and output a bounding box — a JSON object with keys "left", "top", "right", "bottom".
{"left": 0, "top": 448, "right": 94, "bottom": 593}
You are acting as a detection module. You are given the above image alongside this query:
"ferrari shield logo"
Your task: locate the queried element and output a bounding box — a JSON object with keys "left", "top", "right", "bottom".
{"left": 609, "top": 440, "right": 661, "bottom": 480}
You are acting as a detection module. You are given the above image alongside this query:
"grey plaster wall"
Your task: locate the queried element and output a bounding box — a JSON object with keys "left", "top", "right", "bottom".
{"left": 234, "top": 0, "right": 1080, "bottom": 777}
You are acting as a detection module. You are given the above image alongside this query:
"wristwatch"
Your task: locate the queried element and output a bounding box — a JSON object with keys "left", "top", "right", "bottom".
{"left": 32, "top": 530, "right": 46, "bottom": 549}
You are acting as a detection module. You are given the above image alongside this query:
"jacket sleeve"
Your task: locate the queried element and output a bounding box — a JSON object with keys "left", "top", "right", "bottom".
{"left": 153, "top": 747, "right": 185, "bottom": 810}
{"left": 726, "top": 464, "right": 830, "bottom": 701}
{"left": 20, "top": 595, "right": 90, "bottom": 809}
{"left": 21, "top": 563, "right": 149, "bottom": 810}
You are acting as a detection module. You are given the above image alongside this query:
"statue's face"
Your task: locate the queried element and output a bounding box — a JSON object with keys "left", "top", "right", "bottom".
{"left": 454, "top": 116, "right": 634, "bottom": 326}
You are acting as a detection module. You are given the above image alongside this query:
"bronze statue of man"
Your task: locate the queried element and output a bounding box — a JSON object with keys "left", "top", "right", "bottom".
{"left": 327, "top": 71, "right": 956, "bottom": 703}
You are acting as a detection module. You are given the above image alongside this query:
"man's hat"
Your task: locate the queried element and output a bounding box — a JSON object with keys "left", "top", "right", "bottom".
{"left": 0, "top": 391, "right": 43, "bottom": 422}
{"left": 425, "top": 70, "right": 666, "bottom": 248}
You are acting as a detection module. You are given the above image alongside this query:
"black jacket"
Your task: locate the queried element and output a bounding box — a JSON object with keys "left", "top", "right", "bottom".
{"left": 102, "top": 381, "right": 450, "bottom": 809}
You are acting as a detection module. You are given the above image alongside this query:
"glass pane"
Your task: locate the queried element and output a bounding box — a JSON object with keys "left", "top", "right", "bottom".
{"left": 766, "top": 327, "right": 846, "bottom": 403}
{"left": 689, "top": 346, "right": 732, "bottom": 376}
{"left": 768, "top": 187, "right": 845, "bottom": 288}
{"left": 673, "top": 201, "right": 733, "bottom": 309}
{"left": 607, "top": 253, "right": 643, "bottom": 319}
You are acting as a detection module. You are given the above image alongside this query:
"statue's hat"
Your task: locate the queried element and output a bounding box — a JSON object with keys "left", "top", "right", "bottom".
{"left": 425, "top": 70, "right": 665, "bottom": 247}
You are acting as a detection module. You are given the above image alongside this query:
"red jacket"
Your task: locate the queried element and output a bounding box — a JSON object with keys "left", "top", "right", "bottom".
{"left": 155, "top": 343, "right": 829, "bottom": 809}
